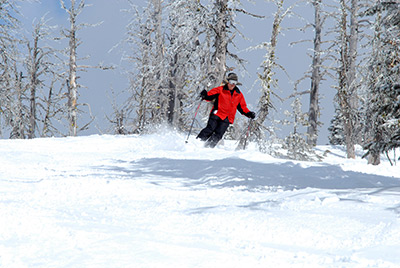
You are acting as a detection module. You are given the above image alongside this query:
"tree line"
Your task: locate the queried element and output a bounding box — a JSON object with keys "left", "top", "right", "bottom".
{"left": 1, "top": 0, "right": 399, "bottom": 165}
{"left": 0, "top": 0, "right": 107, "bottom": 139}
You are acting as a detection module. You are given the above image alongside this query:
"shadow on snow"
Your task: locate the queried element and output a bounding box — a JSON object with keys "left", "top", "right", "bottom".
{"left": 99, "top": 157, "right": 400, "bottom": 191}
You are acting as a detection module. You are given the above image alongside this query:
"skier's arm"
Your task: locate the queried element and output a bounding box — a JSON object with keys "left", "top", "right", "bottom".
{"left": 238, "top": 95, "right": 256, "bottom": 119}
{"left": 237, "top": 95, "right": 250, "bottom": 115}
{"left": 200, "top": 87, "right": 220, "bottom": 101}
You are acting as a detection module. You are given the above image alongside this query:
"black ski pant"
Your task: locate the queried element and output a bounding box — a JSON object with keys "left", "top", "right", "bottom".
{"left": 197, "top": 115, "right": 230, "bottom": 148}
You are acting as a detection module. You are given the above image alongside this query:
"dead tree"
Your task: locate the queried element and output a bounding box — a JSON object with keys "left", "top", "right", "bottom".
{"left": 306, "top": 0, "right": 323, "bottom": 146}
{"left": 335, "top": 0, "right": 360, "bottom": 158}
{"left": 60, "top": 0, "right": 107, "bottom": 136}
{"left": 25, "top": 17, "right": 56, "bottom": 138}
{"left": 237, "top": 0, "right": 293, "bottom": 151}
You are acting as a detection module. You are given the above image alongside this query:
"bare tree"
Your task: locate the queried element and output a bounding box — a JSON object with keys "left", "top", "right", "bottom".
{"left": 237, "top": 0, "right": 294, "bottom": 151}
{"left": 60, "top": 0, "right": 80, "bottom": 136}
{"left": 41, "top": 75, "right": 65, "bottom": 137}
{"left": 0, "top": 0, "right": 20, "bottom": 137}
{"left": 306, "top": 0, "right": 323, "bottom": 146}
{"left": 24, "top": 16, "right": 57, "bottom": 138}
{"left": 60, "top": 0, "right": 106, "bottom": 136}
{"left": 122, "top": 0, "right": 166, "bottom": 133}
{"left": 9, "top": 67, "right": 26, "bottom": 139}
{"left": 120, "top": 0, "right": 261, "bottom": 136}
{"left": 123, "top": 0, "right": 249, "bottom": 133}
{"left": 330, "top": 0, "right": 360, "bottom": 158}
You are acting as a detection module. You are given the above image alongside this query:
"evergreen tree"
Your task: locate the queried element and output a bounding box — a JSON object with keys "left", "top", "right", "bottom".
{"left": 282, "top": 95, "right": 320, "bottom": 161}
{"left": 362, "top": 1, "right": 400, "bottom": 165}
{"left": 328, "top": 107, "right": 345, "bottom": 145}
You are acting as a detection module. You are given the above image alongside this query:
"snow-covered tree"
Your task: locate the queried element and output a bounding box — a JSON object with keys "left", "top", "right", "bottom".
{"left": 362, "top": 1, "right": 400, "bottom": 165}
{"left": 1, "top": 2, "right": 66, "bottom": 139}
{"left": 0, "top": 0, "right": 21, "bottom": 137}
{"left": 237, "top": 0, "right": 294, "bottom": 151}
{"left": 123, "top": 0, "right": 254, "bottom": 134}
{"left": 282, "top": 94, "right": 320, "bottom": 161}
{"left": 328, "top": 107, "right": 345, "bottom": 145}
{"left": 41, "top": 73, "right": 66, "bottom": 137}
{"left": 207, "top": 0, "right": 235, "bottom": 87}
{"left": 9, "top": 65, "right": 27, "bottom": 139}
{"left": 164, "top": 0, "right": 207, "bottom": 127}
{"left": 124, "top": 0, "right": 166, "bottom": 132}
{"left": 328, "top": 0, "right": 361, "bottom": 158}
{"left": 24, "top": 17, "right": 58, "bottom": 138}
{"left": 123, "top": 0, "right": 201, "bottom": 132}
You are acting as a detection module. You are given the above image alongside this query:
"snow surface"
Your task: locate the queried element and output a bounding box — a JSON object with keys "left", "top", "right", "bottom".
{"left": 1, "top": 130, "right": 400, "bottom": 268}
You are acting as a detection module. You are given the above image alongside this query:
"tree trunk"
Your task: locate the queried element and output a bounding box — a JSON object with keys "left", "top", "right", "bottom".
{"left": 202, "top": 0, "right": 229, "bottom": 124}
{"left": 42, "top": 80, "right": 54, "bottom": 136}
{"left": 368, "top": 127, "right": 381, "bottom": 165}
{"left": 11, "top": 70, "right": 25, "bottom": 139}
{"left": 28, "top": 35, "right": 39, "bottom": 139}
{"left": 61, "top": 0, "right": 85, "bottom": 136}
{"left": 211, "top": 0, "right": 228, "bottom": 86}
{"left": 68, "top": 1, "right": 78, "bottom": 136}
{"left": 345, "top": 0, "right": 359, "bottom": 158}
{"left": 341, "top": 0, "right": 359, "bottom": 159}
{"left": 152, "top": 0, "right": 166, "bottom": 124}
{"left": 307, "top": 0, "right": 322, "bottom": 146}
{"left": 337, "top": 0, "right": 356, "bottom": 158}
{"left": 167, "top": 76, "right": 177, "bottom": 125}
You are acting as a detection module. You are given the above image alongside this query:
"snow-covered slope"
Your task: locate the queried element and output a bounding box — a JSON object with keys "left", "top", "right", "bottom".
{"left": 1, "top": 131, "right": 400, "bottom": 267}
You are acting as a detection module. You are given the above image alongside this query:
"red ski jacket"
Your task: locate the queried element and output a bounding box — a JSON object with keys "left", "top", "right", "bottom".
{"left": 204, "top": 84, "right": 250, "bottom": 124}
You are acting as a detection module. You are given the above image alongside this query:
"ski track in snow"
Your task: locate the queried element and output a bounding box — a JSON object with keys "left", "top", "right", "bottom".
{"left": 1, "top": 131, "right": 400, "bottom": 268}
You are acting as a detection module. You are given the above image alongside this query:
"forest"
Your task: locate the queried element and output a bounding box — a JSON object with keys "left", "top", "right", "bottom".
{"left": 1, "top": 0, "right": 400, "bottom": 165}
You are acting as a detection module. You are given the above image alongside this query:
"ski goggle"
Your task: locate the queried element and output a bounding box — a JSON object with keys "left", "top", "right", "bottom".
{"left": 228, "top": 80, "right": 237, "bottom": 85}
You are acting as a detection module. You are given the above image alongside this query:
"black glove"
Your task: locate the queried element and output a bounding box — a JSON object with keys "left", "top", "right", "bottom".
{"left": 247, "top": 111, "right": 256, "bottom": 119}
{"left": 200, "top": 89, "right": 208, "bottom": 99}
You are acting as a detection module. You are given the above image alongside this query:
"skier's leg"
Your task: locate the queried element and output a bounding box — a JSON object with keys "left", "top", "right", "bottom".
{"left": 205, "top": 120, "right": 230, "bottom": 148}
{"left": 197, "top": 115, "right": 218, "bottom": 141}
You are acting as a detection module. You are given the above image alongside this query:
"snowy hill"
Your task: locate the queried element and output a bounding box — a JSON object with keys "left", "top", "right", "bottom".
{"left": 1, "top": 131, "right": 400, "bottom": 267}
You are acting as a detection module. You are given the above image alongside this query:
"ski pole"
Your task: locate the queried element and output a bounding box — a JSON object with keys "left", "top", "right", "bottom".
{"left": 185, "top": 99, "right": 202, "bottom": 143}
{"left": 243, "top": 118, "right": 253, "bottom": 150}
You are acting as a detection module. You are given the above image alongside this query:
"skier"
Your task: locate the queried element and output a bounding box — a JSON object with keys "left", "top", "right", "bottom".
{"left": 197, "top": 72, "right": 256, "bottom": 148}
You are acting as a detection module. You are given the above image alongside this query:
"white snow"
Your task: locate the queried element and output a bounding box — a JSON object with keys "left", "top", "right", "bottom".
{"left": 1, "top": 130, "right": 400, "bottom": 267}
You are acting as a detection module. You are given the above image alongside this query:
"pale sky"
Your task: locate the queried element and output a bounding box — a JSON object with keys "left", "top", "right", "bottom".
{"left": 18, "top": 0, "right": 334, "bottom": 144}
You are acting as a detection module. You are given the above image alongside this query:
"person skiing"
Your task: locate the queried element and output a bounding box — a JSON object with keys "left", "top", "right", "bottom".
{"left": 197, "top": 72, "right": 256, "bottom": 148}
